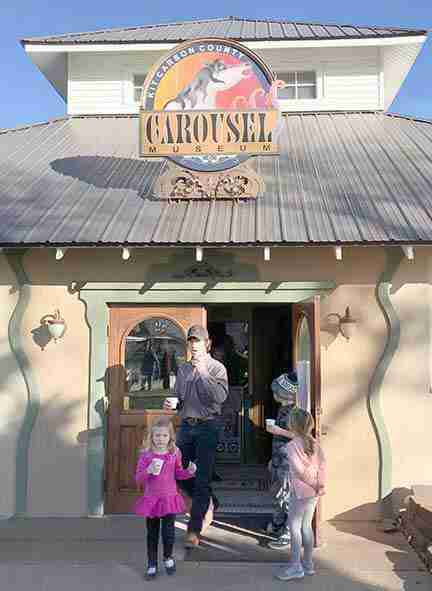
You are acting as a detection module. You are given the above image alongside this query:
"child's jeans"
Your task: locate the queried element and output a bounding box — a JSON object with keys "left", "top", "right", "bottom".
{"left": 146, "top": 514, "right": 175, "bottom": 566}
{"left": 270, "top": 477, "right": 290, "bottom": 537}
{"left": 271, "top": 497, "right": 290, "bottom": 537}
{"left": 288, "top": 492, "right": 317, "bottom": 567}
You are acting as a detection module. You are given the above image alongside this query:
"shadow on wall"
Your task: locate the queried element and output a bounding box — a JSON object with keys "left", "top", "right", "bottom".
{"left": 0, "top": 375, "right": 86, "bottom": 516}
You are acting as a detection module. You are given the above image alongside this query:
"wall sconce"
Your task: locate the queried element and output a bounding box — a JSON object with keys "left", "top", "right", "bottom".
{"left": 327, "top": 306, "right": 357, "bottom": 341}
{"left": 41, "top": 309, "right": 67, "bottom": 342}
{"left": 338, "top": 307, "right": 357, "bottom": 340}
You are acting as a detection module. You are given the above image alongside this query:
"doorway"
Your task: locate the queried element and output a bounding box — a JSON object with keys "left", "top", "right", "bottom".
{"left": 207, "top": 304, "right": 293, "bottom": 466}
{"left": 104, "top": 300, "right": 320, "bottom": 514}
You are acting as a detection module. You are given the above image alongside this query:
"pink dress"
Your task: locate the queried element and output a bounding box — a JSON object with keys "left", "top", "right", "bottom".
{"left": 134, "top": 448, "right": 193, "bottom": 518}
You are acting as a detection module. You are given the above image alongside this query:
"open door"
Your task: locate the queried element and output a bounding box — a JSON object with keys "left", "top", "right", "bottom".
{"left": 105, "top": 305, "right": 206, "bottom": 514}
{"left": 292, "top": 296, "right": 322, "bottom": 544}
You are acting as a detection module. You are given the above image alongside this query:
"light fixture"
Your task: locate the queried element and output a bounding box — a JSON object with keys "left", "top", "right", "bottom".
{"left": 264, "top": 247, "right": 271, "bottom": 261}
{"left": 338, "top": 306, "right": 357, "bottom": 340}
{"left": 41, "top": 309, "right": 67, "bottom": 342}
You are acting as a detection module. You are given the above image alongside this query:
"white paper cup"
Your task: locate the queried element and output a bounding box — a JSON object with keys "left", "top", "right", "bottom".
{"left": 152, "top": 458, "right": 164, "bottom": 475}
{"left": 265, "top": 419, "right": 276, "bottom": 428}
{"left": 166, "top": 397, "right": 179, "bottom": 410}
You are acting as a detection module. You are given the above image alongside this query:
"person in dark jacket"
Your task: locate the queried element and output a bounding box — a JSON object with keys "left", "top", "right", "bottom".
{"left": 163, "top": 325, "right": 228, "bottom": 548}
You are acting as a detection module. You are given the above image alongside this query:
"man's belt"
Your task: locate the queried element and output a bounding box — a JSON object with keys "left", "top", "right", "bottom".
{"left": 183, "top": 416, "right": 215, "bottom": 425}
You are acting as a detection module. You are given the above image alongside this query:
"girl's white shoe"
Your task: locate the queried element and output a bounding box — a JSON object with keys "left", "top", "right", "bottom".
{"left": 275, "top": 565, "right": 304, "bottom": 581}
{"left": 302, "top": 560, "right": 315, "bottom": 575}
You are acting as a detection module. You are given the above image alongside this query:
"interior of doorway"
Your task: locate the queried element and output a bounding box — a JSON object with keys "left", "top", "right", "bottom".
{"left": 207, "top": 304, "right": 294, "bottom": 472}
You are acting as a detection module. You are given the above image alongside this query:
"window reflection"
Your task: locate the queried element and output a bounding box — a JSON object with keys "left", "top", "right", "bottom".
{"left": 125, "top": 317, "right": 186, "bottom": 399}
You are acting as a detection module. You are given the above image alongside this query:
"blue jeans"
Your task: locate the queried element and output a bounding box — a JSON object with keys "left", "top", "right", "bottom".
{"left": 288, "top": 492, "right": 318, "bottom": 568}
{"left": 176, "top": 419, "right": 222, "bottom": 534}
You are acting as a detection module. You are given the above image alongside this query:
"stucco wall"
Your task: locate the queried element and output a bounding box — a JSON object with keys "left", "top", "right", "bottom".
{"left": 381, "top": 253, "right": 432, "bottom": 504}
{"left": 0, "top": 254, "right": 24, "bottom": 518}
{"left": 2, "top": 245, "right": 430, "bottom": 520}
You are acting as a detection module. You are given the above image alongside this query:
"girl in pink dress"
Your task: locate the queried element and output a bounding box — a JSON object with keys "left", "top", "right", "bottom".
{"left": 135, "top": 417, "right": 196, "bottom": 580}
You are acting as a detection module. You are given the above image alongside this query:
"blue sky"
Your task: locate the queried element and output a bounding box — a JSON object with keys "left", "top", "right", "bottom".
{"left": 1, "top": 1, "right": 431, "bottom": 129}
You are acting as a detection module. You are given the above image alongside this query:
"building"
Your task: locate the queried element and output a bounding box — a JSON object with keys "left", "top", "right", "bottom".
{"left": 1, "top": 17, "right": 431, "bottom": 523}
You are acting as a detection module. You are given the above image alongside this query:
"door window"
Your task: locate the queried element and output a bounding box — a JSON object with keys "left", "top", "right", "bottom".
{"left": 125, "top": 317, "right": 187, "bottom": 408}
{"left": 297, "top": 315, "right": 311, "bottom": 412}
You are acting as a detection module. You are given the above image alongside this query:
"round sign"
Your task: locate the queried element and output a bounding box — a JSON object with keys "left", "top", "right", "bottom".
{"left": 141, "top": 39, "right": 275, "bottom": 172}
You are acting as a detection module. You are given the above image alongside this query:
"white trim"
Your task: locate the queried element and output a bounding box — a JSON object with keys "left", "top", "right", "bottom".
{"left": 55, "top": 248, "right": 66, "bottom": 260}
{"left": 378, "top": 47, "right": 385, "bottom": 110}
{"left": 23, "top": 35, "right": 428, "bottom": 53}
{"left": 122, "top": 247, "right": 131, "bottom": 261}
{"left": 196, "top": 247, "right": 203, "bottom": 262}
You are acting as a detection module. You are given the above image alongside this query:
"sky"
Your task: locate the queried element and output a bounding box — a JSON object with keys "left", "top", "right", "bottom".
{"left": 1, "top": 0, "right": 431, "bottom": 129}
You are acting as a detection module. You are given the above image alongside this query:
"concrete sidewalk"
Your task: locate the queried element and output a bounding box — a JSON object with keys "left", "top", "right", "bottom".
{"left": 0, "top": 518, "right": 429, "bottom": 590}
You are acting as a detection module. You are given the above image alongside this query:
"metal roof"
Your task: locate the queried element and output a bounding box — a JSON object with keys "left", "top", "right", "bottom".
{"left": 21, "top": 17, "right": 427, "bottom": 45}
{"left": 2, "top": 112, "right": 432, "bottom": 247}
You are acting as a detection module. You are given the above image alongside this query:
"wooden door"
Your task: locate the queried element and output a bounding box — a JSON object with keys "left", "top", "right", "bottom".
{"left": 105, "top": 305, "right": 206, "bottom": 514}
{"left": 292, "top": 296, "right": 322, "bottom": 544}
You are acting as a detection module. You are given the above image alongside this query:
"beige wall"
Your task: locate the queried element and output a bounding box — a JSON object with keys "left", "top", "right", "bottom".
{"left": 381, "top": 254, "right": 432, "bottom": 497}
{"left": 0, "top": 254, "right": 24, "bottom": 517}
{"left": 1, "top": 246, "right": 430, "bottom": 519}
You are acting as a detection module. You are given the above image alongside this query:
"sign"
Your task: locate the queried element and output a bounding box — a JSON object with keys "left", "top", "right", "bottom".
{"left": 139, "top": 39, "right": 279, "bottom": 172}
{"left": 140, "top": 109, "right": 278, "bottom": 157}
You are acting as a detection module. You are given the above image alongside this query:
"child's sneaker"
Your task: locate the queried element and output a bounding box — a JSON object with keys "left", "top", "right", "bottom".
{"left": 164, "top": 557, "right": 176, "bottom": 575}
{"left": 267, "top": 534, "right": 290, "bottom": 549}
{"left": 146, "top": 565, "right": 158, "bottom": 580}
{"left": 275, "top": 564, "right": 304, "bottom": 581}
{"left": 302, "top": 560, "right": 315, "bottom": 575}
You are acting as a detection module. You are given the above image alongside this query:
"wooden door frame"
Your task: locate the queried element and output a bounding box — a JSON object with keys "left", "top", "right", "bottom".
{"left": 78, "top": 281, "right": 334, "bottom": 516}
{"left": 292, "top": 296, "right": 322, "bottom": 545}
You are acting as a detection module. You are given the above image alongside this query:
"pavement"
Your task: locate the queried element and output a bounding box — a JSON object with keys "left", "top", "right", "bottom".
{"left": 0, "top": 517, "right": 430, "bottom": 590}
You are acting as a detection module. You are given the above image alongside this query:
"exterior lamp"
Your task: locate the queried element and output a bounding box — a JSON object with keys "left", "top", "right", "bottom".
{"left": 339, "top": 307, "right": 357, "bottom": 341}
{"left": 41, "top": 309, "right": 67, "bottom": 342}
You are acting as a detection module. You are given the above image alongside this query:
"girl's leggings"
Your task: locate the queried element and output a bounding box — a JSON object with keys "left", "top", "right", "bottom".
{"left": 288, "top": 493, "right": 318, "bottom": 567}
{"left": 146, "top": 514, "right": 176, "bottom": 566}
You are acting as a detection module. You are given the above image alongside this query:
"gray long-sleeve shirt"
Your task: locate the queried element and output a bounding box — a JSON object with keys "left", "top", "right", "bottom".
{"left": 175, "top": 354, "right": 228, "bottom": 418}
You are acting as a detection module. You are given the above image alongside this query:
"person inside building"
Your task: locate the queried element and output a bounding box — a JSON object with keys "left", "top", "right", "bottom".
{"left": 265, "top": 370, "right": 298, "bottom": 549}
{"left": 163, "top": 325, "right": 228, "bottom": 548}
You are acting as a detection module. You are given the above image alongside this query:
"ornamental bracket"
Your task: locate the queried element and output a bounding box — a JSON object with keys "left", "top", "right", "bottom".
{"left": 154, "top": 162, "right": 264, "bottom": 201}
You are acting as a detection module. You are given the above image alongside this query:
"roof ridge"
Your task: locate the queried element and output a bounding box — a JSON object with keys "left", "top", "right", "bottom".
{"left": 0, "top": 116, "right": 71, "bottom": 136}
{"left": 21, "top": 16, "right": 428, "bottom": 43}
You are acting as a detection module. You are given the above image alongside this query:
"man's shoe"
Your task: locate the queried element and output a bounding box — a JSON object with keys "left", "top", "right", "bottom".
{"left": 164, "top": 557, "right": 176, "bottom": 575}
{"left": 184, "top": 531, "right": 200, "bottom": 548}
{"left": 275, "top": 565, "right": 304, "bottom": 581}
{"left": 302, "top": 560, "right": 315, "bottom": 575}
{"left": 267, "top": 535, "right": 290, "bottom": 549}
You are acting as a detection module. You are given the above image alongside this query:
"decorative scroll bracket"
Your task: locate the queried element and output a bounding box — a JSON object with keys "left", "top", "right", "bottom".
{"left": 154, "top": 162, "right": 264, "bottom": 201}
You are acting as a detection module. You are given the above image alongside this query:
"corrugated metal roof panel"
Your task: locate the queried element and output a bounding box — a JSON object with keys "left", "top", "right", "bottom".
{"left": 22, "top": 17, "right": 427, "bottom": 44}
{"left": 2, "top": 113, "right": 432, "bottom": 246}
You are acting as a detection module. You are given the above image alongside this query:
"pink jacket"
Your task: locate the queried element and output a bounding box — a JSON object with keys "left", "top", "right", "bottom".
{"left": 285, "top": 436, "right": 326, "bottom": 499}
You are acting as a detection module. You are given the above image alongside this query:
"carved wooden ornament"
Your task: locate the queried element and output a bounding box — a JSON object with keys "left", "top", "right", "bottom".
{"left": 154, "top": 162, "right": 264, "bottom": 201}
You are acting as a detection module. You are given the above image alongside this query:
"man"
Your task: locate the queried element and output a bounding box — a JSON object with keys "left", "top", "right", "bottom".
{"left": 164, "top": 325, "right": 228, "bottom": 548}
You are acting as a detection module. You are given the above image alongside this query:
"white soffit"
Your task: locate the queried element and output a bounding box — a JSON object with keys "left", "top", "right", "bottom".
{"left": 23, "top": 35, "right": 427, "bottom": 53}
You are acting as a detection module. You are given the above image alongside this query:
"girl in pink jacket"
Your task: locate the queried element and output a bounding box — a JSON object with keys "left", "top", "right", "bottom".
{"left": 275, "top": 408, "right": 326, "bottom": 581}
{"left": 135, "top": 417, "right": 196, "bottom": 580}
